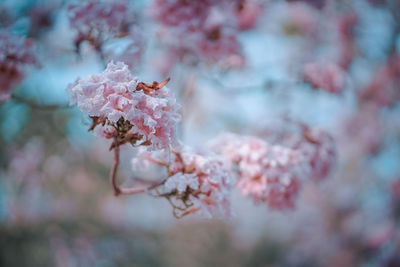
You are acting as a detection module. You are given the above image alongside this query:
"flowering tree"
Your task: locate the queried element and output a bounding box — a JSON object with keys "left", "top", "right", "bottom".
{"left": 1, "top": 0, "right": 400, "bottom": 266}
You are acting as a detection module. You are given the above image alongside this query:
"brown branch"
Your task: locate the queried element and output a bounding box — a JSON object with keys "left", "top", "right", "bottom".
{"left": 118, "top": 179, "right": 166, "bottom": 195}
{"left": 146, "top": 158, "right": 167, "bottom": 166}
{"left": 110, "top": 143, "right": 166, "bottom": 196}
{"left": 11, "top": 94, "right": 70, "bottom": 110}
{"left": 110, "top": 144, "right": 121, "bottom": 196}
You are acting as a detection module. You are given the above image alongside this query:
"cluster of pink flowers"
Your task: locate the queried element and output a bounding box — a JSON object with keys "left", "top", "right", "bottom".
{"left": 0, "top": 30, "right": 38, "bottom": 101}
{"left": 210, "top": 133, "right": 307, "bottom": 210}
{"left": 300, "top": 12, "right": 358, "bottom": 94}
{"left": 209, "top": 125, "right": 336, "bottom": 210}
{"left": 67, "top": 0, "right": 143, "bottom": 66}
{"left": 67, "top": 61, "right": 180, "bottom": 151}
{"left": 152, "top": 0, "right": 251, "bottom": 67}
{"left": 236, "top": 0, "right": 264, "bottom": 31}
{"left": 68, "top": 1, "right": 127, "bottom": 47}
{"left": 303, "top": 62, "right": 345, "bottom": 94}
{"left": 68, "top": 1, "right": 127, "bottom": 32}
{"left": 133, "top": 146, "right": 232, "bottom": 218}
{"left": 260, "top": 121, "right": 337, "bottom": 182}
{"left": 359, "top": 54, "right": 400, "bottom": 108}
{"left": 294, "top": 127, "right": 336, "bottom": 182}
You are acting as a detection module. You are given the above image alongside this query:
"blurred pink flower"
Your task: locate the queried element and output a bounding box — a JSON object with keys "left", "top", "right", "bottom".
{"left": 68, "top": 1, "right": 127, "bottom": 45}
{"left": 359, "top": 54, "right": 400, "bottom": 107}
{"left": 299, "top": 127, "right": 336, "bottom": 182}
{"left": 210, "top": 133, "right": 307, "bottom": 210}
{"left": 0, "top": 30, "right": 38, "bottom": 101}
{"left": 152, "top": 0, "right": 244, "bottom": 67}
{"left": 236, "top": 0, "right": 264, "bottom": 31}
{"left": 303, "top": 62, "right": 345, "bottom": 94}
{"left": 68, "top": 0, "right": 144, "bottom": 66}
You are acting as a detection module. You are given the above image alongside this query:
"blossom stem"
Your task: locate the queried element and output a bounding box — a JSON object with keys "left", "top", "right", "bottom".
{"left": 110, "top": 143, "right": 166, "bottom": 196}
{"left": 118, "top": 180, "right": 166, "bottom": 195}
{"left": 110, "top": 144, "right": 121, "bottom": 196}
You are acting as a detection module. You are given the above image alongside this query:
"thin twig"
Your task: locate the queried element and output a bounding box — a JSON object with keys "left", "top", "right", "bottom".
{"left": 110, "top": 143, "right": 166, "bottom": 196}
{"left": 118, "top": 179, "right": 166, "bottom": 195}
{"left": 110, "top": 144, "right": 121, "bottom": 196}
{"left": 11, "top": 94, "right": 70, "bottom": 110}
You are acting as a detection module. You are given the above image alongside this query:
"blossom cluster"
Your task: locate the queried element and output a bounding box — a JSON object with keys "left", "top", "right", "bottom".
{"left": 260, "top": 122, "right": 337, "bottom": 182}
{"left": 152, "top": 0, "right": 260, "bottom": 67}
{"left": 303, "top": 62, "right": 345, "bottom": 94}
{"left": 296, "top": 127, "right": 336, "bottom": 182}
{"left": 359, "top": 54, "right": 400, "bottom": 107}
{"left": 210, "top": 133, "right": 307, "bottom": 210}
{"left": 0, "top": 30, "right": 38, "bottom": 101}
{"left": 133, "top": 146, "right": 232, "bottom": 218}
{"left": 209, "top": 126, "right": 336, "bottom": 210}
{"left": 67, "top": 0, "right": 143, "bottom": 67}
{"left": 68, "top": 1, "right": 127, "bottom": 48}
{"left": 67, "top": 61, "right": 181, "bottom": 151}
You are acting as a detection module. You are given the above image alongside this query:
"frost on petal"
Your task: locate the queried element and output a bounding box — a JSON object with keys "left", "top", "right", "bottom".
{"left": 165, "top": 173, "right": 199, "bottom": 193}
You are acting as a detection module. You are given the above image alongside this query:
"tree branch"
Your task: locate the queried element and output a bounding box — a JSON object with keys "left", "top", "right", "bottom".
{"left": 110, "top": 144, "right": 121, "bottom": 196}
{"left": 110, "top": 143, "right": 166, "bottom": 196}
{"left": 11, "top": 94, "right": 70, "bottom": 110}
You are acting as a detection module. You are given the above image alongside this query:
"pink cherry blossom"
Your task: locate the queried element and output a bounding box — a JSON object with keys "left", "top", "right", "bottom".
{"left": 152, "top": 0, "right": 244, "bottom": 67}
{"left": 133, "top": 146, "right": 232, "bottom": 218}
{"left": 297, "top": 126, "right": 336, "bottom": 182}
{"left": 67, "top": 61, "right": 181, "bottom": 151}
{"left": 236, "top": 0, "right": 264, "bottom": 31}
{"left": 166, "top": 147, "right": 232, "bottom": 218}
{"left": 210, "top": 133, "right": 308, "bottom": 210}
{"left": 303, "top": 62, "right": 345, "bottom": 94}
{"left": 359, "top": 54, "right": 400, "bottom": 108}
{"left": 68, "top": 0, "right": 144, "bottom": 63}
{"left": 68, "top": 1, "right": 127, "bottom": 38}
{"left": 0, "top": 30, "right": 38, "bottom": 101}
{"left": 259, "top": 120, "right": 337, "bottom": 182}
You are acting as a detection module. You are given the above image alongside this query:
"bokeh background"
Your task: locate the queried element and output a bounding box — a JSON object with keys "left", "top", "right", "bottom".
{"left": 1, "top": 0, "right": 400, "bottom": 266}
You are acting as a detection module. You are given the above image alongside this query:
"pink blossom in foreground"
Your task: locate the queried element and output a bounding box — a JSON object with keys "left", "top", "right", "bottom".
{"left": 0, "top": 30, "right": 38, "bottom": 101}
{"left": 303, "top": 62, "right": 345, "bottom": 94}
{"left": 133, "top": 146, "right": 232, "bottom": 218}
{"left": 67, "top": 61, "right": 181, "bottom": 151}
{"left": 210, "top": 133, "right": 308, "bottom": 210}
